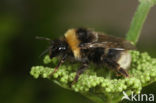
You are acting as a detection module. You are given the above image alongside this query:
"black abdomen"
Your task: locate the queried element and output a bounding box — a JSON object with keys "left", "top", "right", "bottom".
{"left": 82, "top": 48, "right": 123, "bottom": 64}
{"left": 86, "top": 48, "right": 105, "bottom": 63}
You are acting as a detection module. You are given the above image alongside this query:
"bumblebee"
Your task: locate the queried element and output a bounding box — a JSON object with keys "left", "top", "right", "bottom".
{"left": 37, "top": 28, "right": 135, "bottom": 83}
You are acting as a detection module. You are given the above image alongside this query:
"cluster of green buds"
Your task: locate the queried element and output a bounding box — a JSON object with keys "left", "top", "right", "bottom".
{"left": 30, "top": 51, "right": 156, "bottom": 103}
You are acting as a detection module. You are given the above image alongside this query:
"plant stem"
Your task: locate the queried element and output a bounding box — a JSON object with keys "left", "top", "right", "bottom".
{"left": 126, "top": 0, "right": 155, "bottom": 44}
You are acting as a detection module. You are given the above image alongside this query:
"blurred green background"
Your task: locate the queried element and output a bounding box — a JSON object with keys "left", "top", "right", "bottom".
{"left": 0, "top": 0, "right": 156, "bottom": 103}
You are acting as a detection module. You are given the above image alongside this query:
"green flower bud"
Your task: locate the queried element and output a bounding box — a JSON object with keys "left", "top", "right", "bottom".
{"left": 30, "top": 50, "right": 156, "bottom": 103}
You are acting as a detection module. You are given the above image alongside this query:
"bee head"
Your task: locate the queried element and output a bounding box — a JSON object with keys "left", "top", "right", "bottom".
{"left": 49, "top": 39, "right": 68, "bottom": 58}
{"left": 36, "top": 36, "right": 68, "bottom": 58}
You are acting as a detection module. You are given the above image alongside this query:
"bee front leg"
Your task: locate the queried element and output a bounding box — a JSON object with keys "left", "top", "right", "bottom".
{"left": 103, "top": 58, "right": 129, "bottom": 77}
{"left": 72, "top": 63, "right": 88, "bottom": 85}
{"left": 51, "top": 55, "right": 67, "bottom": 74}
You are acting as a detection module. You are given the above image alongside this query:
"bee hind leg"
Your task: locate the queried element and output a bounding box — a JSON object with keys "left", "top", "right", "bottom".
{"left": 103, "top": 58, "right": 129, "bottom": 77}
{"left": 115, "top": 72, "right": 122, "bottom": 77}
{"left": 118, "top": 67, "right": 129, "bottom": 77}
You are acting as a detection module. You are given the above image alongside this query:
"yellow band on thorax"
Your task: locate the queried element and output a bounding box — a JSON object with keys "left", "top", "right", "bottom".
{"left": 64, "top": 29, "right": 81, "bottom": 59}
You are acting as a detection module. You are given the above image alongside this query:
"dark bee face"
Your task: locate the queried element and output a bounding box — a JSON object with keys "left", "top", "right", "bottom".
{"left": 49, "top": 40, "right": 68, "bottom": 58}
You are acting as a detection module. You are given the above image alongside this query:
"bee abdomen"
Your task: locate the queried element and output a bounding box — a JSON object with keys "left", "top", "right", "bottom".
{"left": 105, "top": 49, "right": 131, "bottom": 70}
{"left": 117, "top": 51, "right": 131, "bottom": 70}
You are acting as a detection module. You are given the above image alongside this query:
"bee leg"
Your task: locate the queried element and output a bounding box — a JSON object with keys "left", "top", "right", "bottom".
{"left": 118, "top": 67, "right": 129, "bottom": 77}
{"left": 71, "top": 63, "right": 88, "bottom": 85}
{"left": 115, "top": 69, "right": 128, "bottom": 77}
{"left": 115, "top": 72, "right": 122, "bottom": 77}
{"left": 104, "top": 58, "right": 129, "bottom": 77}
{"left": 51, "top": 55, "right": 67, "bottom": 74}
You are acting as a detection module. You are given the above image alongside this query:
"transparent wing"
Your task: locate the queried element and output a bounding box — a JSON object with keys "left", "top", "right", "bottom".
{"left": 80, "top": 42, "right": 126, "bottom": 50}
{"left": 97, "top": 33, "right": 136, "bottom": 50}
{"left": 80, "top": 32, "right": 136, "bottom": 50}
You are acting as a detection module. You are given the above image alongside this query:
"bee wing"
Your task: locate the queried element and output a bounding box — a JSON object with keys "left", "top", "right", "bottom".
{"left": 79, "top": 33, "right": 136, "bottom": 50}
{"left": 80, "top": 42, "right": 125, "bottom": 50}
{"left": 96, "top": 33, "right": 136, "bottom": 50}
{"left": 80, "top": 42, "right": 110, "bottom": 49}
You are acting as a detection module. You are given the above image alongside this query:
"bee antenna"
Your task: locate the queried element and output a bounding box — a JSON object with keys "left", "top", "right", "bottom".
{"left": 35, "top": 36, "right": 51, "bottom": 41}
{"left": 39, "top": 48, "right": 49, "bottom": 58}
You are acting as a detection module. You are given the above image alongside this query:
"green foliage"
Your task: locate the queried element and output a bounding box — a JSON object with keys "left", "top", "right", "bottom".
{"left": 139, "top": 0, "right": 156, "bottom": 5}
{"left": 30, "top": 51, "right": 156, "bottom": 103}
